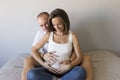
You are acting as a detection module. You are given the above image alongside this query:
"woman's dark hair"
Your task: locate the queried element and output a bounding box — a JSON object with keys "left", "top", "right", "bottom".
{"left": 48, "top": 8, "right": 70, "bottom": 34}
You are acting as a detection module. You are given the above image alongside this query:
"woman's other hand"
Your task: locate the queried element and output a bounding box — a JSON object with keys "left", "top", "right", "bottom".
{"left": 56, "top": 64, "right": 71, "bottom": 74}
{"left": 43, "top": 61, "right": 57, "bottom": 74}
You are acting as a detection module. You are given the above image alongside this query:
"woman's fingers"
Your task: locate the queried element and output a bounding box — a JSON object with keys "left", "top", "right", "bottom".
{"left": 48, "top": 66, "right": 58, "bottom": 73}
{"left": 56, "top": 67, "right": 64, "bottom": 74}
{"left": 55, "top": 64, "right": 71, "bottom": 74}
{"left": 44, "top": 62, "right": 57, "bottom": 73}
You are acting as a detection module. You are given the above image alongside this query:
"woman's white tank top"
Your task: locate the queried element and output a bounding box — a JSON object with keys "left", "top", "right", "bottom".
{"left": 48, "top": 31, "right": 73, "bottom": 68}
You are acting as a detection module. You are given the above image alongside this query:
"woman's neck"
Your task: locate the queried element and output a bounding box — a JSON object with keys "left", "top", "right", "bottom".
{"left": 54, "top": 31, "right": 64, "bottom": 36}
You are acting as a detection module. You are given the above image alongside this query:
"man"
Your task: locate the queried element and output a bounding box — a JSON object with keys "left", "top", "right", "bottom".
{"left": 21, "top": 12, "right": 59, "bottom": 80}
{"left": 21, "top": 12, "right": 93, "bottom": 80}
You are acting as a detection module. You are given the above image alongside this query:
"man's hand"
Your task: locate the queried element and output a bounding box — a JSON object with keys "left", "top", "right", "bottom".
{"left": 59, "top": 60, "right": 71, "bottom": 65}
{"left": 43, "top": 51, "right": 59, "bottom": 65}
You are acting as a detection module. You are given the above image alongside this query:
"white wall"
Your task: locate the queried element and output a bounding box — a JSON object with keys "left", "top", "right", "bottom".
{"left": 0, "top": 0, "right": 120, "bottom": 67}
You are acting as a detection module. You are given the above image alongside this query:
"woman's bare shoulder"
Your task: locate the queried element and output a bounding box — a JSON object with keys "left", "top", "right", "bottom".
{"left": 71, "top": 32, "right": 77, "bottom": 38}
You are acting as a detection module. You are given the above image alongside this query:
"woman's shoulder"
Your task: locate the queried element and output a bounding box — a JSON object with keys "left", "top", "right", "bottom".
{"left": 69, "top": 30, "right": 76, "bottom": 35}
{"left": 70, "top": 31, "right": 76, "bottom": 36}
{"left": 71, "top": 31, "right": 78, "bottom": 40}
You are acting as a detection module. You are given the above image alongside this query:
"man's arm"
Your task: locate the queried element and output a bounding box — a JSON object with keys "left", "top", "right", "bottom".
{"left": 69, "top": 50, "right": 76, "bottom": 62}
{"left": 42, "top": 51, "right": 59, "bottom": 64}
{"left": 33, "top": 31, "right": 59, "bottom": 65}
{"left": 32, "top": 30, "right": 45, "bottom": 53}
{"left": 31, "top": 32, "right": 58, "bottom": 73}
{"left": 60, "top": 50, "right": 76, "bottom": 64}
{"left": 31, "top": 33, "right": 49, "bottom": 67}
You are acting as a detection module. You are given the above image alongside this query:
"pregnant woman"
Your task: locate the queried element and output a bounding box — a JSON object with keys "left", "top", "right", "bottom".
{"left": 28, "top": 8, "right": 86, "bottom": 80}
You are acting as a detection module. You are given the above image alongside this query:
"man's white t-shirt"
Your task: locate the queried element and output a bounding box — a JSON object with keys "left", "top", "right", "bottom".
{"left": 32, "top": 29, "right": 48, "bottom": 53}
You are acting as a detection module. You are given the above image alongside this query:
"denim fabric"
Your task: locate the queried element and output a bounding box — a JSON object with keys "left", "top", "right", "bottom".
{"left": 27, "top": 67, "right": 53, "bottom": 80}
{"left": 27, "top": 66, "right": 86, "bottom": 80}
{"left": 62, "top": 66, "right": 86, "bottom": 80}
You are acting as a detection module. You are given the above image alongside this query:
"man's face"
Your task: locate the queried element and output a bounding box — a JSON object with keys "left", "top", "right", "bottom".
{"left": 37, "top": 15, "right": 49, "bottom": 32}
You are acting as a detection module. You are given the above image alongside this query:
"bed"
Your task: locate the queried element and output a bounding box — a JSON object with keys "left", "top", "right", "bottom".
{"left": 0, "top": 50, "right": 120, "bottom": 80}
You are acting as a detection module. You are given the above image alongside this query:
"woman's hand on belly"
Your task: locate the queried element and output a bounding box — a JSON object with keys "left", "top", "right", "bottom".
{"left": 43, "top": 61, "right": 58, "bottom": 73}
{"left": 55, "top": 64, "right": 71, "bottom": 74}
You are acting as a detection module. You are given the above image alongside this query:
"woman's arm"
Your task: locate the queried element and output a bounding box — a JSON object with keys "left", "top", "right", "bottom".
{"left": 56, "top": 32, "right": 83, "bottom": 74}
{"left": 69, "top": 32, "right": 83, "bottom": 68}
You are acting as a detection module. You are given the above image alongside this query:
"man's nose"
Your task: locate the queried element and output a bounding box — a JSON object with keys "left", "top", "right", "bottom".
{"left": 43, "top": 25, "right": 46, "bottom": 28}
{"left": 43, "top": 25, "right": 47, "bottom": 29}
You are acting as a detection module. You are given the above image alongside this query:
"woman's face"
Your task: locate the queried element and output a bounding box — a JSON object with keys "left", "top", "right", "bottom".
{"left": 52, "top": 17, "right": 64, "bottom": 32}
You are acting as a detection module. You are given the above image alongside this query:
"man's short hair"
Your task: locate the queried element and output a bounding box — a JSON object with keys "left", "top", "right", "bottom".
{"left": 37, "top": 12, "right": 49, "bottom": 18}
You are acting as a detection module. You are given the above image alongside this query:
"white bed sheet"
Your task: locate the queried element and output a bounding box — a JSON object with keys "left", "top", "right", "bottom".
{"left": 0, "top": 50, "right": 120, "bottom": 80}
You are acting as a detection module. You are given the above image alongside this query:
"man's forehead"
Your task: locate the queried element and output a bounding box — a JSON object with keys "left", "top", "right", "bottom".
{"left": 39, "top": 15, "right": 48, "bottom": 20}
{"left": 40, "top": 15, "right": 48, "bottom": 19}
{"left": 38, "top": 18, "right": 47, "bottom": 25}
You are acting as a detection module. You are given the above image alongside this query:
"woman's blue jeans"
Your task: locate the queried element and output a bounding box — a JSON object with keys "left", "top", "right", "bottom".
{"left": 27, "top": 66, "right": 86, "bottom": 80}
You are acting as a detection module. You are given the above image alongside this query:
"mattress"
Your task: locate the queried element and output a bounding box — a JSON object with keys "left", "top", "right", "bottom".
{"left": 0, "top": 50, "right": 120, "bottom": 80}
